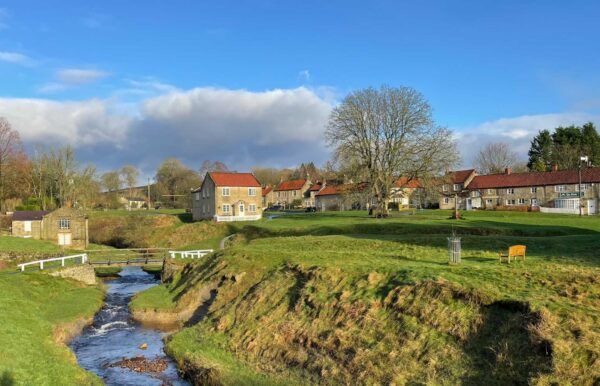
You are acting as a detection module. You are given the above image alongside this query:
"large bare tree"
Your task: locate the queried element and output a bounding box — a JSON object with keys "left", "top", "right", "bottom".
{"left": 326, "top": 86, "right": 459, "bottom": 216}
{"left": 0, "top": 118, "right": 23, "bottom": 212}
{"left": 474, "top": 142, "right": 519, "bottom": 174}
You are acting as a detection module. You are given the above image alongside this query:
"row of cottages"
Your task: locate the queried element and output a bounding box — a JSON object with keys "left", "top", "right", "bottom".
{"left": 440, "top": 166, "right": 600, "bottom": 215}
{"left": 273, "top": 179, "right": 312, "bottom": 208}
{"left": 192, "top": 172, "right": 263, "bottom": 222}
{"left": 10, "top": 207, "right": 89, "bottom": 248}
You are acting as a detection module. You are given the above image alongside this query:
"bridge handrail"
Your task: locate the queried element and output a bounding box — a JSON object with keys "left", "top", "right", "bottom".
{"left": 17, "top": 253, "right": 88, "bottom": 272}
{"left": 168, "top": 249, "right": 214, "bottom": 259}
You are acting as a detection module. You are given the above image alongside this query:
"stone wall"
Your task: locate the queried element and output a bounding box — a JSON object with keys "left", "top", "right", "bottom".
{"left": 49, "top": 265, "right": 97, "bottom": 285}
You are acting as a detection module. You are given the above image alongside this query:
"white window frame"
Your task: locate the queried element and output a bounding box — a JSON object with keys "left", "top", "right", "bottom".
{"left": 518, "top": 198, "right": 526, "bottom": 205}
{"left": 530, "top": 187, "right": 537, "bottom": 193}
{"left": 486, "top": 199, "right": 493, "bottom": 205}
{"left": 443, "top": 197, "right": 450, "bottom": 204}
{"left": 248, "top": 187, "right": 256, "bottom": 196}
{"left": 59, "top": 218, "right": 70, "bottom": 230}
{"left": 194, "top": 192, "right": 200, "bottom": 201}
{"left": 24, "top": 221, "right": 32, "bottom": 232}
{"left": 453, "top": 184, "right": 461, "bottom": 191}
{"left": 442, "top": 185, "right": 449, "bottom": 192}
{"left": 554, "top": 185, "right": 566, "bottom": 192}
{"left": 222, "top": 204, "right": 230, "bottom": 214}
{"left": 222, "top": 187, "right": 230, "bottom": 196}
{"left": 471, "top": 190, "right": 480, "bottom": 197}
{"left": 487, "top": 189, "right": 495, "bottom": 195}
{"left": 580, "top": 183, "right": 589, "bottom": 191}
{"left": 507, "top": 188, "right": 515, "bottom": 195}
{"left": 249, "top": 204, "right": 257, "bottom": 212}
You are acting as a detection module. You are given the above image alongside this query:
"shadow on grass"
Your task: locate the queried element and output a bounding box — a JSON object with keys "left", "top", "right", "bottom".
{"left": 462, "top": 300, "right": 552, "bottom": 385}
{"left": 0, "top": 371, "right": 14, "bottom": 386}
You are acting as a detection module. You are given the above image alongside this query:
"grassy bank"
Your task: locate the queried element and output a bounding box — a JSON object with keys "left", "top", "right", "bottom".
{"left": 132, "top": 210, "right": 600, "bottom": 384}
{"left": 0, "top": 272, "right": 104, "bottom": 385}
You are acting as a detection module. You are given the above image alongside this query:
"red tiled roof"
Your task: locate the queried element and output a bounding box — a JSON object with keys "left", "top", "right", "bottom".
{"left": 207, "top": 172, "right": 261, "bottom": 187}
{"left": 315, "top": 183, "right": 368, "bottom": 196}
{"left": 275, "top": 179, "right": 307, "bottom": 191}
{"left": 309, "top": 184, "right": 322, "bottom": 192}
{"left": 262, "top": 186, "right": 273, "bottom": 196}
{"left": 468, "top": 167, "right": 600, "bottom": 189}
{"left": 394, "top": 177, "right": 422, "bottom": 188}
{"left": 449, "top": 169, "right": 476, "bottom": 184}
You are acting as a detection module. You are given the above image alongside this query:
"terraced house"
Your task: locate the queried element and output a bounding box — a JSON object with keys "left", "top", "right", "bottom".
{"left": 439, "top": 169, "right": 477, "bottom": 210}
{"left": 467, "top": 166, "right": 600, "bottom": 215}
{"left": 192, "top": 172, "right": 263, "bottom": 222}
{"left": 274, "top": 179, "right": 312, "bottom": 208}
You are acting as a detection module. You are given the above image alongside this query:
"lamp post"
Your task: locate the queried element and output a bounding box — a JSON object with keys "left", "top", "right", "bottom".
{"left": 579, "top": 156, "right": 589, "bottom": 217}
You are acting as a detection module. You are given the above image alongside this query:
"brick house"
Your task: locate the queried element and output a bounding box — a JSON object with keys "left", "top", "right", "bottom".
{"left": 467, "top": 166, "right": 600, "bottom": 214}
{"left": 304, "top": 182, "right": 323, "bottom": 208}
{"left": 262, "top": 186, "right": 275, "bottom": 209}
{"left": 390, "top": 177, "right": 423, "bottom": 208}
{"left": 439, "top": 169, "right": 477, "bottom": 210}
{"left": 11, "top": 208, "right": 89, "bottom": 249}
{"left": 192, "top": 172, "right": 263, "bottom": 222}
{"left": 315, "top": 183, "right": 371, "bottom": 211}
{"left": 274, "top": 179, "right": 312, "bottom": 208}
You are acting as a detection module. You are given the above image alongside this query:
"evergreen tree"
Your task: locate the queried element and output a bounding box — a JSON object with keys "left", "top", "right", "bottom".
{"left": 527, "top": 130, "right": 553, "bottom": 171}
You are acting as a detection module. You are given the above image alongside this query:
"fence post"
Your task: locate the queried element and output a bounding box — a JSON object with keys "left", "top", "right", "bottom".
{"left": 40, "top": 261, "right": 44, "bottom": 270}
{"left": 61, "top": 258, "right": 65, "bottom": 267}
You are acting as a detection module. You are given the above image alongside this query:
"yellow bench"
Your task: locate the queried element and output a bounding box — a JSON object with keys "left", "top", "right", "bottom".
{"left": 499, "top": 245, "right": 526, "bottom": 263}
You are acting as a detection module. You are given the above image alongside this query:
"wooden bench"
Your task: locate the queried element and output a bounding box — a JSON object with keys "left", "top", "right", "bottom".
{"left": 499, "top": 245, "right": 526, "bottom": 263}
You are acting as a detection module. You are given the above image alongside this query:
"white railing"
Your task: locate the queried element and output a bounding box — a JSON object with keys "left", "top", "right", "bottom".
{"left": 169, "top": 249, "right": 214, "bottom": 259}
{"left": 18, "top": 253, "right": 88, "bottom": 272}
{"left": 215, "top": 214, "right": 261, "bottom": 222}
{"left": 539, "top": 207, "right": 579, "bottom": 215}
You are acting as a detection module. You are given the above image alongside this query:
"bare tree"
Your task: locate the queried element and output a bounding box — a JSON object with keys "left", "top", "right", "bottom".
{"left": 0, "top": 118, "right": 23, "bottom": 212}
{"left": 326, "top": 85, "right": 459, "bottom": 216}
{"left": 474, "top": 142, "right": 519, "bottom": 174}
{"left": 121, "top": 165, "right": 140, "bottom": 205}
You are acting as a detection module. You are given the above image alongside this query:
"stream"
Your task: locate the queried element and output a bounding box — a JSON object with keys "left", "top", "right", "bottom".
{"left": 70, "top": 266, "right": 189, "bottom": 386}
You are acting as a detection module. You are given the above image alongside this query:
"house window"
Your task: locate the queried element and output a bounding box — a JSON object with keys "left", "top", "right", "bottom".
{"left": 486, "top": 199, "right": 493, "bottom": 205}
{"left": 24, "top": 221, "right": 32, "bottom": 232}
{"left": 443, "top": 197, "right": 450, "bottom": 204}
{"left": 293, "top": 190, "right": 297, "bottom": 197}
{"left": 531, "top": 187, "right": 537, "bottom": 193}
{"left": 487, "top": 189, "right": 495, "bottom": 195}
{"left": 222, "top": 204, "right": 230, "bottom": 214}
{"left": 531, "top": 198, "right": 538, "bottom": 206}
{"left": 453, "top": 184, "right": 461, "bottom": 191}
{"left": 248, "top": 188, "right": 256, "bottom": 196}
{"left": 506, "top": 199, "right": 516, "bottom": 205}
{"left": 249, "top": 204, "right": 257, "bottom": 212}
{"left": 471, "top": 190, "right": 480, "bottom": 197}
{"left": 442, "top": 185, "right": 449, "bottom": 192}
{"left": 507, "top": 188, "right": 515, "bottom": 195}
{"left": 518, "top": 198, "right": 526, "bottom": 205}
{"left": 59, "top": 218, "right": 70, "bottom": 230}
{"left": 555, "top": 185, "right": 566, "bottom": 192}
{"left": 580, "top": 183, "right": 589, "bottom": 191}
{"left": 222, "top": 187, "right": 230, "bottom": 196}
{"left": 194, "top": 193, "right": 200, "bottom": 201}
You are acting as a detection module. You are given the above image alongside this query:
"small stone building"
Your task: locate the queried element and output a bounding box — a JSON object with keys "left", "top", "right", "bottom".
{"left": 11, "top": 208, "right": 89, "bottom": 249}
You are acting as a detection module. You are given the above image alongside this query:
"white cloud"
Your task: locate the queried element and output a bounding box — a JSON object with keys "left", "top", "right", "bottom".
{"left": 0, "top": 87, "right": 333, "bottom": 172}
{"left": 0, "top": 98, "right": 131, "bottom": 147}
{"left": 57, "top": 68, "right": 111, "bottom": 85}
{"left": 0, "top": 51, "right": 34, "bottom": 66}
{"left": 455, "top": 113, "right": 600, "bottom": 167}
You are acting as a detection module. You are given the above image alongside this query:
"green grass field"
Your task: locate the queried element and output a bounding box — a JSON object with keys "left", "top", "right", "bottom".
{"left": 0, "top": 272, "right": 104, "bottom": 385}
{"left": 133, "top": 210, "right": 600, "bottom": 385}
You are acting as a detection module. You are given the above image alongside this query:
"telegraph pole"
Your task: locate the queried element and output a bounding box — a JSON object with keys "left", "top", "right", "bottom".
{"left": 147, "top": 178, "right": 151, "bottom": 210}
{"left": 579, "top": 156, "right": 588, "bottom": 217}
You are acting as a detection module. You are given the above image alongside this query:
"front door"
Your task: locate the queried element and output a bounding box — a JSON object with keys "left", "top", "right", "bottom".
{"left": 588, "top": 199, "right": 597, "bottom": 215}
{"left": 58, "top": 233, "right": 72, "bottom": 246}
{"left": 239, "top": 203, "right": 245, "bottom": 217}
{"left": 531, "top": 198, "right": 538, "bottom": 207}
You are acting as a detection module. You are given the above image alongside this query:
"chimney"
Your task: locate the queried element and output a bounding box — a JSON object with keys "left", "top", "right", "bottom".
{"left": 551, "top": 164, "right": 558, "bottom": 172}
{"left": 505, "top": 167, "right": 512, "bottom": 175}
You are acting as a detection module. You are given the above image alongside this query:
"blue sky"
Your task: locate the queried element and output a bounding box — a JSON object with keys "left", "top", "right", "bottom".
{"left": 1, "top": 1, "right": 599, "bottom": 176}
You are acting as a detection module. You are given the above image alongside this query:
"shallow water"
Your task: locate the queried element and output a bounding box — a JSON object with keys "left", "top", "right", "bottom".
{"left": 70, "top": 266, "right": 189, "bottom": 386}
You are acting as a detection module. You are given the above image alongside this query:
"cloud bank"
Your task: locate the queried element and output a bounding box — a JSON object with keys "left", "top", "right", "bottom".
{"left": 0, "top": 87, "right": 333, "bottom": 175}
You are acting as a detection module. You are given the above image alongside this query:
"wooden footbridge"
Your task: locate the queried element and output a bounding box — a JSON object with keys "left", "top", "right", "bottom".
{"left": 16, "top": 248, "right": 215, "bottom": 272}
